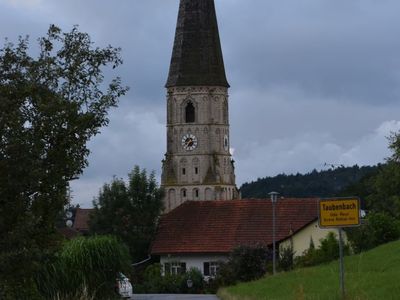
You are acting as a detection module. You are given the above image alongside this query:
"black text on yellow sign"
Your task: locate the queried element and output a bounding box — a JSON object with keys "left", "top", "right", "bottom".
{"left": 319, "top": 198, "right": 360, "bottom": 228}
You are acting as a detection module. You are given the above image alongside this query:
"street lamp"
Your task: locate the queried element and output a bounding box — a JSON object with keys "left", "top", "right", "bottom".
{"left": 269, "top": 191, "right": 279, "bottom": 275}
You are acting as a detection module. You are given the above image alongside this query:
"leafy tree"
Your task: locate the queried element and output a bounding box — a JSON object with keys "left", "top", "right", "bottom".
{"left": 0, "top": 25, "right": 127, "bottom": 298}
{"left": 338, "top": 166, "right": 381, "bottom": 206}
{"left": 344, "top": 133, "right": 400, "bottom": 252}
{"left": 55, "top": 202, "right": 80, "bottom": 229}
{"left": 366, "top": 132, "right": 400, "bottom": 218}
{"left": 241, "top": 165, "right": 379, "bottom": 199}
{"left": 388, "top": 132, "right": 400, "bottom": 163}
{"left": 315, "top": 232, "right": 344, "bottom": 263}
{"left": 278, "top": 245, "right": 295, "bottom": 271}
{"left": 367, "top": 162, "right": 400, "bottom": 218}
{"left": 89, "top": 166, "right": 164, "bottom": 262}
{"left": 347, "top": 212, "right": 400, "bottom": 253}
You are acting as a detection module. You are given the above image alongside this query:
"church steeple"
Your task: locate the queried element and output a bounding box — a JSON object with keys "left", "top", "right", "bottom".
{"left": 166, "top": 0, "right": 229, "bottom": 88}
{"left": 162, "top": 0, "right": 238, "bottom": 213}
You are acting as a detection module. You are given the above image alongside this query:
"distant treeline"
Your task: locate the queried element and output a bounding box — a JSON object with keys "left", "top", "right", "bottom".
{"left": 240, "top": 165, "right": 379, "bottom": 199}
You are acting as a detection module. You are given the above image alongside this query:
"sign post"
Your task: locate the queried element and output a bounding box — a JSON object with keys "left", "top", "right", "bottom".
{"left": 338, "top": 228, "right": 345, "bottom": 299}
{"left": 319, "top": 197, "right": 361, "bottom": 299}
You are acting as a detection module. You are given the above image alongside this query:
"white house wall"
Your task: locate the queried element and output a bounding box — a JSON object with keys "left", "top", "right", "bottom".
{"left": 160, "top": 254, "right": 228, "bottom": 276}
{"left": 279, "top": 220, "right": 348, "bottom": 257}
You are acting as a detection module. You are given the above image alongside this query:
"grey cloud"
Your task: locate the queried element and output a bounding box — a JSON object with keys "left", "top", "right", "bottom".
{"left": 230, "top": 86, "right": 400, "bottom": 144}
{"left": 2, "top": 0, "right": 400, "bottom": 207}
{"left": 235, "top": 120, "right": 400, "bottom": 186}
{"left": 220, "top": 0, "right": 400, "bottom": 104}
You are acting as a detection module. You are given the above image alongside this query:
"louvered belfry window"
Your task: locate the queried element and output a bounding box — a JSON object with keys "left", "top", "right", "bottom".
{"left": 185, "top": 102, "right": 195, "bottom": 123}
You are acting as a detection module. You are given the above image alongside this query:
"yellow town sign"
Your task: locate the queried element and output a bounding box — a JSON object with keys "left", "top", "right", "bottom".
{"left": 319, "top": 198, "right": 360, "bottom": 228}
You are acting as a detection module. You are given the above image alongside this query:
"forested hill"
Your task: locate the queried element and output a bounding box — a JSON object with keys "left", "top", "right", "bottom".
{"left": 240, "top": 165, "right": 379, "bottom": 198}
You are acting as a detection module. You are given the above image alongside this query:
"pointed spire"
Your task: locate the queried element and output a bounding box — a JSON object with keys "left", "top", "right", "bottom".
{"left": 166, "top": 0, "right": 229, "bottom": 88}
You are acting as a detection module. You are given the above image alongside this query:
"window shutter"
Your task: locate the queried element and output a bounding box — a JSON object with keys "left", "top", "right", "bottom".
{"left": 180, "top": 263, "right": 187, "bottom": 274}
{"left": 204, "top": 262, "right": 210, "bottom": 276}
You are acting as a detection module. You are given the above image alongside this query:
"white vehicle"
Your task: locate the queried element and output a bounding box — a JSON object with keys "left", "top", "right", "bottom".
{"left": 116, "top": 273, "right": 133, "bottom": 298}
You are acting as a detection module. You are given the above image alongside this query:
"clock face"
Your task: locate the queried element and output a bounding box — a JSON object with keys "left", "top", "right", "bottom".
{"left": 182, "top": 134, "right": 198, "bottom": 151}
{"left": 224, "top": 134, "right": 229, "bottom": 151}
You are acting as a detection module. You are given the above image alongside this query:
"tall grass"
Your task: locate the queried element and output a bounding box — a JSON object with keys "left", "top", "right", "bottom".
{"left": 36, "top": 235, "right": 131, "bottom": 299}
{"left": 218, "top": 240, "right": 400, "bottom": 300}
{"left": 53, "top": 286, "right": 95, "bottom": 300}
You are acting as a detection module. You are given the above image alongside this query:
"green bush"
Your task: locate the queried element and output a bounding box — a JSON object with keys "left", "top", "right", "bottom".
{"left": 295, "top": 232, "right": 350, "bottom": 267}
{"left": 346, "top": 212, "right": 400, "bottom": 253}
{"left": 182, "top": 268, "right": 204, "bottom": 294}
{"left": 212, "top": 261, "right": 237, "bottom": 287}
{"left": 294, "top": 238, "right": 317, "bottom": 267}
{"left": 137, "top": 263, "right": 164, "bottom": 293}
{"left": 35, "top": 235, "right": 131, "bottom": 299}
{"left": 315, "top": 232, "right": 343, "bottom": 263}
{"left": 231, "top": 244, "right": 270, "bottom": 282}
{"left": 214, "top": 244, "right": 270, "bottom": 286}
{"left": 137, "top": 264, "right": 205, "bottom": 294}
{"left": 278, "top": 245, "right": 295, "bottom": 271}
{"left": 368, "top": 212, "right": 400, "bottom": 245}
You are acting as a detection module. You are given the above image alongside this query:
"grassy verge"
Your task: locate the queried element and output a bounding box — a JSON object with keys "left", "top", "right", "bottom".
{"left": 218, "top": 240, "right": 400, "bottom": 300}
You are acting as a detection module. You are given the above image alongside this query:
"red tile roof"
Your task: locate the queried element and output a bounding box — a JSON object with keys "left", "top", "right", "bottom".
{"left": 73, "top": 208, "right": 94, "bottom": 232}
{"left": 58, "top": 227, "right": 81, "bottom": 239}
{"left": 151, "top": 198, "right": 319, "bottom": 255}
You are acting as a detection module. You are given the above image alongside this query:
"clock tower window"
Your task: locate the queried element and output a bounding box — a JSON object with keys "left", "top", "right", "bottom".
{"left": 185, "top": 102, "right": 195, "bottom": 123}
{"left": 194, "top": 188, "right": 199, "bottom": 198}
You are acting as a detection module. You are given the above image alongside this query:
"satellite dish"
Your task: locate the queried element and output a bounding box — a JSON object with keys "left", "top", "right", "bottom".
{"left": 66, "top": 220, "right": 73, "bottom": 228}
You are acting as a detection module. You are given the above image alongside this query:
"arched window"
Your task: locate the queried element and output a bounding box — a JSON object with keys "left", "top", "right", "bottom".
{"left": 193, "top": 188, "right": 199, "bottom": 199}
{"left": 180, "top": 158, "right": 188, "bottom": 182}
{"left": 185, "top": 102, "right": 195, "bottom": 123}
{"left": 193, "top": 157, "right": 200, "bottom": 175}
{"left": 181, "top": 189, "right": 187, "bottom": 200}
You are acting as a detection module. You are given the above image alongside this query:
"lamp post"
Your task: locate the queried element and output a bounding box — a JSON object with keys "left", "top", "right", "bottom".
{"left": 269, "top": 191, "right": 279, "bottom": 275}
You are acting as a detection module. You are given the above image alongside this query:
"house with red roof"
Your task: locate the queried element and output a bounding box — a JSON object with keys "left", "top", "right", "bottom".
{"left": 151, "top": 198, "right": 341, "bottom": 277}
{"left": 72, "top": 208, "right": 94, "bottom": 235}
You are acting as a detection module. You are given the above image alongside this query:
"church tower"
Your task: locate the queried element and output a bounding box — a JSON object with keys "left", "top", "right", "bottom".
{"left": 162, "top": 0, "right": 239, "bottom": 212}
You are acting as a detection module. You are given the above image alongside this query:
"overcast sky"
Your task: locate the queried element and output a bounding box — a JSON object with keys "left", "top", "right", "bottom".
{"left": 1, "top": 0, "right": 400, "bottom": 207}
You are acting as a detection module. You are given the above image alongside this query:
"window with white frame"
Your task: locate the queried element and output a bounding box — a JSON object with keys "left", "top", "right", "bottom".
{"left": 203, "top": 261, "right": 220, "bottom": 277}
{"left": 164, "top": 262, "right": 186, "bottom": 275}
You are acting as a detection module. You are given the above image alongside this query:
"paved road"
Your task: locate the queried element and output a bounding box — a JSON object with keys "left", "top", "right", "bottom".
{"left": 132, "top": 294, "right": 219, "bottom": 300}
